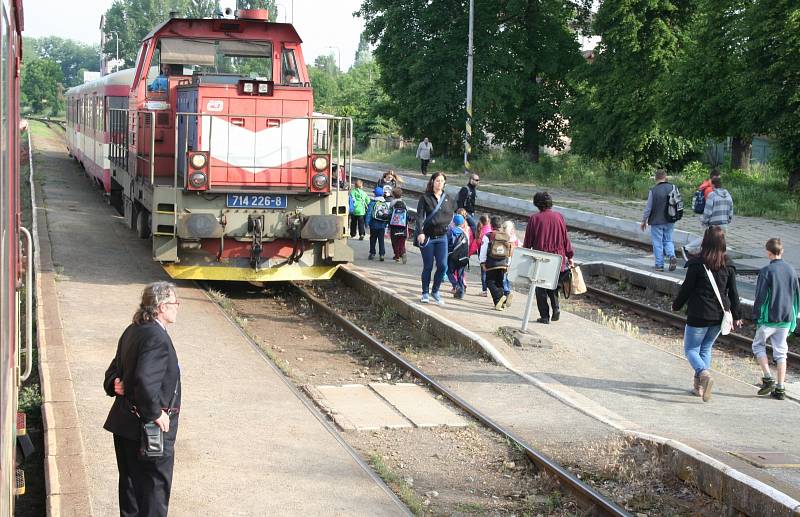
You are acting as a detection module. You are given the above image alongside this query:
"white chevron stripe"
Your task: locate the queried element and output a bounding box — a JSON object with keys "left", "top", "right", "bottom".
{"left": 200, "top": 117, "right": 309, "bottom": 173}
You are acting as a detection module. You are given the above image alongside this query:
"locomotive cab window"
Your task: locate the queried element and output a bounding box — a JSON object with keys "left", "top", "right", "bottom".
{"left": 149, "top": 38, "right": 273, "bottom": 83}
{"left": 281, "top": 48, "right": 300, "bottom": 85}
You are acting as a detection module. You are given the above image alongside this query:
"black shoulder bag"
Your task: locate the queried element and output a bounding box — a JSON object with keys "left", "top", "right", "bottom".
{"left": 413, "top": 194, "right": 446, "bottom": 248}
{"left": 139, "top": 379, "right": 179, "bottom": 459}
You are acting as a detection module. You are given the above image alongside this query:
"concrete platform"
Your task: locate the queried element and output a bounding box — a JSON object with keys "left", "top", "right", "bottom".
{"left": 32, "top": 131, "right": 408, "bottom": 516}
{"left": 344, "top": 235, "right": 800, "bottom": 513}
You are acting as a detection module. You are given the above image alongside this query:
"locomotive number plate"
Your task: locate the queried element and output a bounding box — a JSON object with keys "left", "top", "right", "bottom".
{"left": 226, "top": 194, "right": 288, "bottom": 209}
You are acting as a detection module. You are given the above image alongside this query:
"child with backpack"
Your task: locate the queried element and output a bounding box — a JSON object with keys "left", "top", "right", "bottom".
{"left": 388, "top": 188, "right": 409, "bottom": 263}
{"left": 479, "top": 216, "right": 512, "bottom": 310}
{"left": 447, "top": 214, "right": 470, "bottom": 299}
{"left": 365, "top": 186, "right": 390, "bottom": 261}
{"left": 471, "top": 215, "right": 491, "bottom": 297}
{"left": 501, "top": 220, "right": 521, "bottom": 307}
{"left": 348, "top": 179, "right": 370, "bottom": 240}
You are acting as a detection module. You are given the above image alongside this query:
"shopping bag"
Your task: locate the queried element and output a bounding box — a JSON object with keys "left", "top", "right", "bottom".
{"left": 570, "top": 265, "right": 587, "bottom": 295}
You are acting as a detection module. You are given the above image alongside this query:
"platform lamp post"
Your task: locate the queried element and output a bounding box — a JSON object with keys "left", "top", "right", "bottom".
{"left": 463, "top": 0, "right": 474, "bottom": 175}
{"left": 327, "top": 45, "right": 341, "bottom": 73}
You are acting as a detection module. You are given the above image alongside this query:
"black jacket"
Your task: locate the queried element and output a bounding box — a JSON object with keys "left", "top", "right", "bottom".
{"left": 415, "top": 192, "right": 455, "bottom": 238}
{"left": 103, "top": 321, "right": 181, "bottom": 442}
{"left": 457, "top": 184, "right": 477, "bottom": 214}
{"left": 673, "top": 257, "right": 741, "bottom": 327}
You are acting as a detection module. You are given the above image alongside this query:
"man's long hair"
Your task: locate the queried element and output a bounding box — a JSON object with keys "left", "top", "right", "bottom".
{"left": 133, "top": 281, "right": 176, "bottom": 325}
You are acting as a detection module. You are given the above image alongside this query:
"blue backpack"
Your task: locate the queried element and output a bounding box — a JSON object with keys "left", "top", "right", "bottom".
{"left": 692, "top": 189, "right": 705, "bottom": 214}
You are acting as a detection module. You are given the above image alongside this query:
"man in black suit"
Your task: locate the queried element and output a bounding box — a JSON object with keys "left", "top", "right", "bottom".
{"left": 104, "top": 281, "right": 182, "bottom": 517}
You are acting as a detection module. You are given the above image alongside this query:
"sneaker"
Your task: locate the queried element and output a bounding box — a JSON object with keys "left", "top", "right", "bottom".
{"left": 454, "top": 290, "right": 464, "bottom": 300}
{"left": 771, "top": 386, "right": 786, "bottom": 400}
{"left": 480, "top": 290, "right": 488, "bottom": 297}
{"left": 495, "top": 295, "right": 507, "bottom": 310}
{"left": 669, "top": 256, "right": 677, "bottom": 272}
{"left": 379, "top": 256, "right": 385, "bottom": 262}
{"left": 757, "top": 376, "right": 775, "bottom": 396}
{"left": 402, "top": 254, "right": 407, "bottom": 264}
{"left": 699, "top": 370, "right": 713, "bottom": 402}
{"left": 536, "top": 317, "right": 550, "bottom": 324}
{"left": 655, "top": 266, "right": 665, "bottom": 272}
{"left": 359, "top": 235, "right": 365, "bottom": 240}
{"left": 394, "top": 258, "right": 401, "bottom": 263}
{"left": 368, "top": 254, "right": 375, "bottom": 260}
{"left": 420, "top": 293, "right": 430, "bottom": 304}
{"left": 503, "top": 292, "right": 513, "bottom": 308}
{"left": 495, "top": 304, "right": 505, "bottom": 312}
{"left": 551, "top": 311, "right": 560, "bottom": 322}
{"left": 431, "top": 292, "right": 445, "bottom": 305}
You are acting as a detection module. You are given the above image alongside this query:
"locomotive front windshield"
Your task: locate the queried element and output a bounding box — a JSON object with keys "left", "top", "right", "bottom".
{"left": 149, "top": 38, "right": 273, "bottom": 83}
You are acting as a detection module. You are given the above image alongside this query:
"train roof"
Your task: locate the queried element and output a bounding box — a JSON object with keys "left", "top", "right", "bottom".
{"left": 143, "top": 17, "right": 302, "bottom": 44}
{"left": 65, "top": 67, "right": 136, "bottom": 97}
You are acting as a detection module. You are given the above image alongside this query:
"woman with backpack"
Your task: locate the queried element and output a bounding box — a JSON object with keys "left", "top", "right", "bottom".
{"left": 365, "top": 186, "right": 390, "bottom": 261}
{"left": 388, "top": 188, "right": 409, "bottom": 263}
{"left": 672, "top": 226, "right": 742, "bottom": 402}
{"left": 415, "top": 172, "right": 456, "bottom": 305}
{"left": 523, "top": 192, "right": 574, "bottom": 323}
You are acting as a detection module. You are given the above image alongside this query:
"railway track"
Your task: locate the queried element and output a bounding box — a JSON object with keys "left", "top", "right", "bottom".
{"left": 584, "top": 285, "right": 800, "bottom": 369}
{"left": 290, "top": 282, "right": 631, "bottom": 517}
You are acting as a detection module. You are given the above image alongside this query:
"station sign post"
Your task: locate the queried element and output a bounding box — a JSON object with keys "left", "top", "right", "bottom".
{"left": 506, "top": 248, "right": 563, "bottom": 331}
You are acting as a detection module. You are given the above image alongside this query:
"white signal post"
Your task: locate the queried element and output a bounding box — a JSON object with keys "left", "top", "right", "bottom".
{"left": 463, "top": 0, "right": 474, "bottom": 175}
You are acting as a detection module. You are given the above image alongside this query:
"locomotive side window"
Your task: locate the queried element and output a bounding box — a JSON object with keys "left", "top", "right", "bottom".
{"left": 281, "top": 48, "right": 300, "bottom": 85}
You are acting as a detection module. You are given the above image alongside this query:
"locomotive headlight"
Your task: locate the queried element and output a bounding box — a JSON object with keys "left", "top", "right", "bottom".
{"left": 243, "top": 82, "right": 254, "bottom": 93}
{"left": 258, "top": 83, "right": 270, "bottom": 93}
{"left": 190, "top": 153, "right": 207, "bottom": 169}
{"left": 189, "top": 171, "right": 208, "bottom": 189}
{"left": 312, "top": 156, "right": 329, "bottom": 172}
{"left": 312, "top": 173, "right": 328, "bottom": 190}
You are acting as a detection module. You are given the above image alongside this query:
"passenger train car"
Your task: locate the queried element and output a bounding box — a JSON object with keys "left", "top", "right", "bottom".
{"left": 66, "top": 9, "right": 354, "bottom": 282}
{"left": 1, "top": 0, "right": 31, "bottom": 512}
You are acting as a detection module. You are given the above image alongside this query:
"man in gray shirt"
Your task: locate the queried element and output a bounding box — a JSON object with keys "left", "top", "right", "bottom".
{"left": 640, "top": 169, "right": 679, "bottom": 272}
{"left": 416, "top": 137, "right": 433, "bottom": 175}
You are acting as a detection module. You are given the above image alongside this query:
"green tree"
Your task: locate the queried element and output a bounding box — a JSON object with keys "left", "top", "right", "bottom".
{"left": 354, "top": 32, "right": 373, "bottom": 66}
{"left": 568, "top": 0, "right": 697, "bottom": 168}
{"left": 24, "top": 36, "right": 99, "bottom": 88}
{"left": 664, "top": 0, "right": 755, "bottom": 169}
{"left": 21, "top": 58, "right": 64, "bottom": 114}
{"left": 745, "top": 0, "right": 800, "bottom": 190}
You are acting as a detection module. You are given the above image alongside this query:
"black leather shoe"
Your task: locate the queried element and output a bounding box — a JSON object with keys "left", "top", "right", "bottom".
{"left": 536, "top": 317, "right": 550, "bottom": 324}
{"left": 551, "top": 312, "right": 560, "bottom": 322}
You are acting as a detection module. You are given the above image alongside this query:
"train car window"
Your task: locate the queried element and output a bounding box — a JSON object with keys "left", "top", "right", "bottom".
{"left": 281, "top": 48, "right": 300, "bottom": 86}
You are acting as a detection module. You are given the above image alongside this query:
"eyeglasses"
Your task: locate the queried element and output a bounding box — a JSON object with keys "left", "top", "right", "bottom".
{"left": 472, "top": 178, "right": 480, "bottom": 182}
{"left": 163, "top": 301, "right": 181, "bottom": 306}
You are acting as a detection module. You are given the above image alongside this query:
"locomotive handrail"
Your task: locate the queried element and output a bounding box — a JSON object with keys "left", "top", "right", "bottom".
{"left": 19, "top": 226, "right": 33, "bottom": 381}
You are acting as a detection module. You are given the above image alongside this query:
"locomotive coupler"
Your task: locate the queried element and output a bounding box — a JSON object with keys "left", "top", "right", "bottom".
{"left": 248, "top": 215, "right": 264, "bottom": 270}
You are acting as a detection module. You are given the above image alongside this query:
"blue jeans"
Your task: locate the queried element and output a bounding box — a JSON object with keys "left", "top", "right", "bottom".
{"left": 683, "top": 324, "right": 721, "bottom": 376}
{"left": 369, "top": 227, "right": 385, "bottom": 256}
{"left": 420, "top": 236, "right": 448, "bottom": 295}
{"left": 650, "top": 223, "right": 675, "bottom": 268}
{"left": 447, "top": 267, "right": 466, "bottom": 293}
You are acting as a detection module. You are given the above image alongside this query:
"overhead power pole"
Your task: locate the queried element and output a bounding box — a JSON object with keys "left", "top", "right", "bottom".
{"left": 463, "top": 0, "right": 474, "bottom": 175}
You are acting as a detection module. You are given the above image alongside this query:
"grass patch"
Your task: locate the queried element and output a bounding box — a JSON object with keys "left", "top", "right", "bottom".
{"left": 368, "top": 453, "right": 425, "bottom": 515}
{"left": 357, "top": 148, "right": 800, "bottom": 221}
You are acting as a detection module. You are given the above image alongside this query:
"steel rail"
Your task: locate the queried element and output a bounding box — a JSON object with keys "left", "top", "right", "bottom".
{"left": 292, "top": 283, "right": 631, "bottom": 517}
{"left": 584, "top": 286, "right": 800, "bottom": 368}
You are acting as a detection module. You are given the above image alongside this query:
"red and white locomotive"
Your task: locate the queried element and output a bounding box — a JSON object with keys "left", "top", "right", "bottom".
{"left": 1, "top": 0, "right": 32, "bottom": 511}
{"left": 66, "top": 9, "right": 354, "bottom": 282}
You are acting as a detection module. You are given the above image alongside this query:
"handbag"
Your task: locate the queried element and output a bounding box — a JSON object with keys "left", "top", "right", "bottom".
{"left": 559, "top": 268, "right": 573, "bottom": 299}
{"left": 413, "top": 193, "right": 446, "bottom": 248}
{"left": 570, "top": 265, "right": 587, "bottom": 295}
{"left": 704, "top": 265, "right": 734, "bottom": 335}
{"left": 139, "top": 378, "right": 179, "bottom": 459}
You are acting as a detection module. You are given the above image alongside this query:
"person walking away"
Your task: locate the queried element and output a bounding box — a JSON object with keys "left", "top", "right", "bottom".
{"left": 480, "top": 216, "right": 512, "bottom": 310}
{"left": 672, "top": 226, "right": 742, "bottom": 402}
{"left": 751, "top": 238, "right": 800, "bottom": 400}
{"left": 349, "top": 179, "right": 369, "bottom": 240}
{"left": 454, "top": 208, "right": 474, "bottom": 290}
{"left": 365, "top": 186, "right": 390, "bottom": 261}
{"left": 416, "top": 172, "right": 456, "bottom": 304}
{"left": 523, "top": 192, "right": 574, "bottom": 323}
{"left": 388, "top": 188, "right": 409, "bottom": 263}
{"left": 640, "top": 169, "right": 680, "bottom": 272}
{"left": 471, "top": 215, "right": 491, "bottom": 297}
{"left": 416, "top": 137, "right": 433, "bottom": 175}
{"left": 457, "top": 174, "right": 480, "bottom": 237}
{"left": 501, "top": 220, "right": 521, "bottom": 307}
{"left": 691, "top": 168, "right": 720, "bottom": 216}
{"left": 447, "top": 214, "right": 470, "bottom": 299}
{"left": 684, "top": 175, "right": 733, "bottom": 257}
{"left": 103, "top": 281, "right": 182, "bottom": 517}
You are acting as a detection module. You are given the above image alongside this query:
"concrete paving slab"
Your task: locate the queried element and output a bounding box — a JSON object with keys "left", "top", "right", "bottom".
{"left": 315, "top": 385, "right": 412, "bottom": 430}
{"left": 369, "top": 382, "right": 468, "bottom": 428}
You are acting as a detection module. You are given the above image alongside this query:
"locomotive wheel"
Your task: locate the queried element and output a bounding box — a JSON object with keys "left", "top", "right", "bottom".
{"left": 136, "top": 209, "right": 151, "bottom": 239}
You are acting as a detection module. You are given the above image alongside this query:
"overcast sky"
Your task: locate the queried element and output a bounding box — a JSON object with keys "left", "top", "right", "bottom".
{"left": 24, "top": 0, "right": 366, "bottom": 71}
